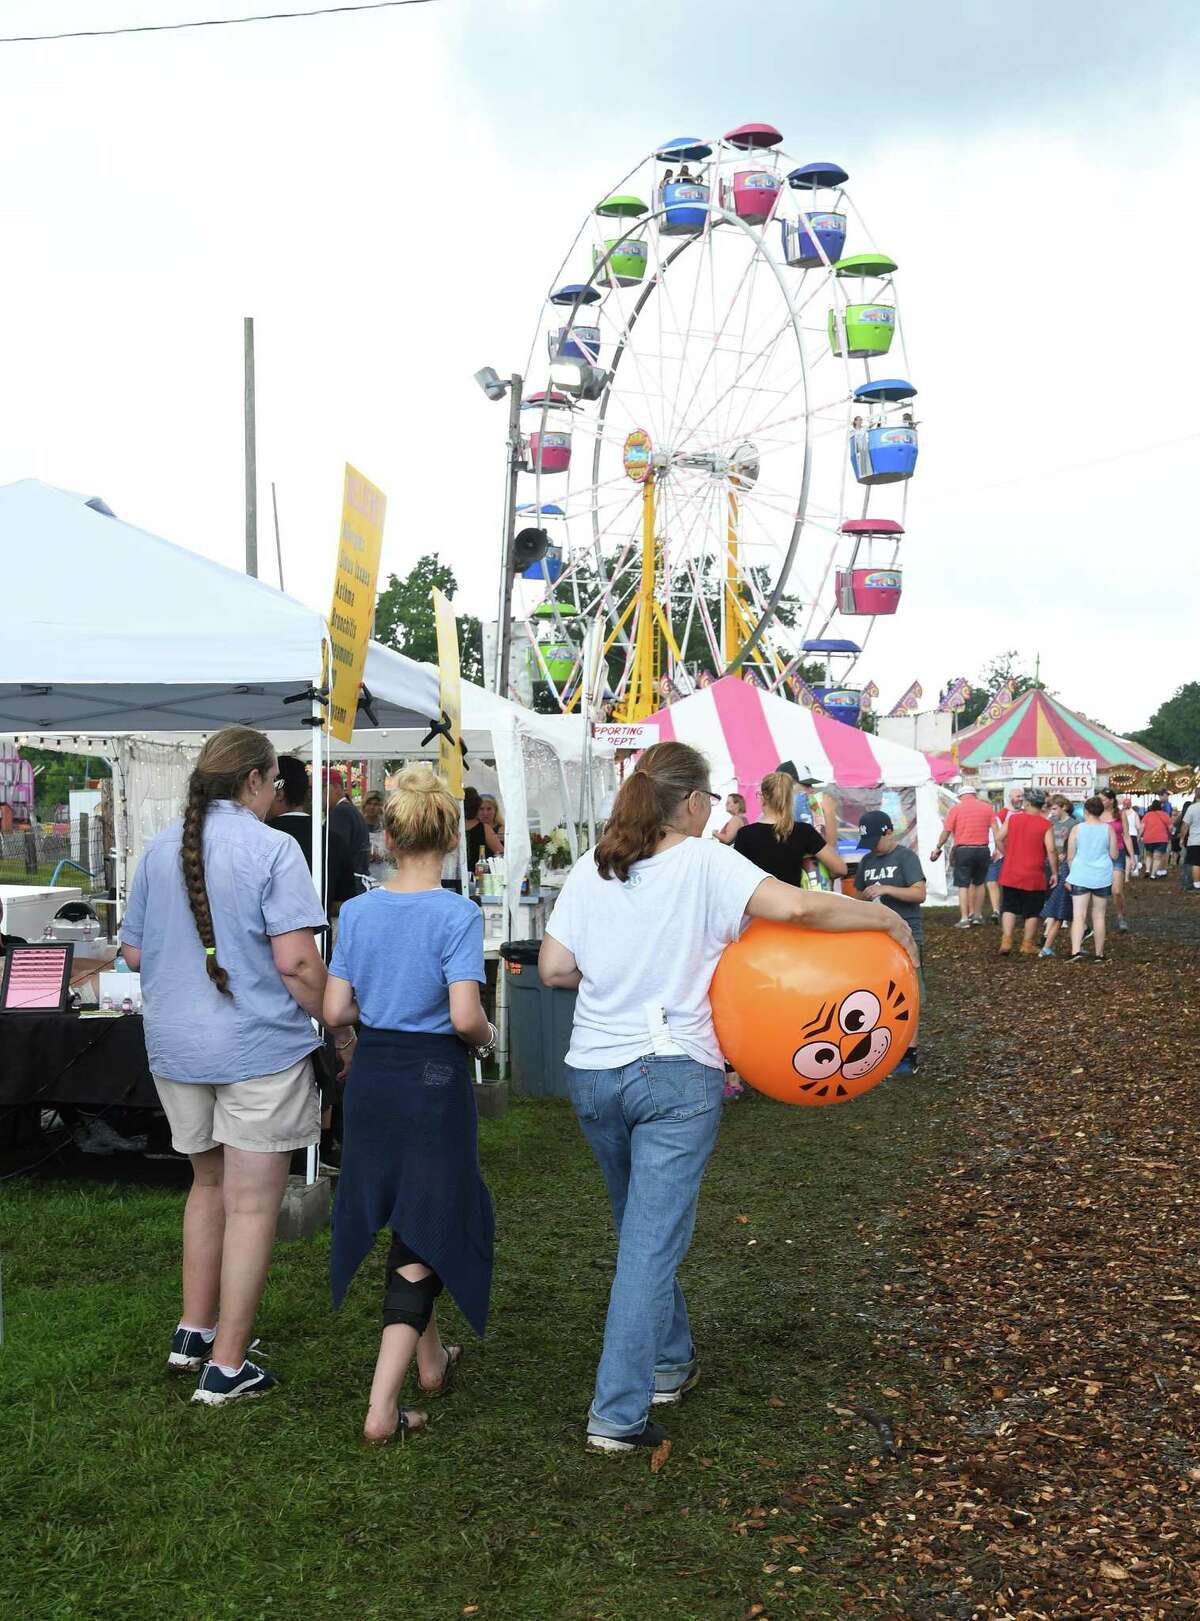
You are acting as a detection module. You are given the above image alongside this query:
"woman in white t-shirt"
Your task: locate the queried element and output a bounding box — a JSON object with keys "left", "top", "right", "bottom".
{"left": 539, "top": 741, "right": 916, "bottom": 1455}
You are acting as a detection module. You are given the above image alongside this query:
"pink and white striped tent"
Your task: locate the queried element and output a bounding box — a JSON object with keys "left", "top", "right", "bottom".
{"left": 645, "top": 677, "right": 955, "bottom": 813}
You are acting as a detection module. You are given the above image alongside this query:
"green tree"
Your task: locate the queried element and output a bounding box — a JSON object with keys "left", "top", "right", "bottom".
{"left": 19, "top": 749, "right": 110, "bottom": 819}
{"left": 956, "top": 651, "right": 1040, "bottom": 728}
{"left": 374, "top": 554, "right": 483, "bottom": 685}
{"left": 1132, "top": 683, "right": 1200, "bottom": 763}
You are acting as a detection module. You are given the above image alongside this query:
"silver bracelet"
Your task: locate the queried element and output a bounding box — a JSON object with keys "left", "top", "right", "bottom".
{"left": 472, "top": 1022, "right": 498, "bottom": 1059}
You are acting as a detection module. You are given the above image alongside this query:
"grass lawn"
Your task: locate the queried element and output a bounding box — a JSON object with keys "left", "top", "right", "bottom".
{"left": 0, "top": 992, "right": 953, "bottom": 1621}
{"left": 0, "top": 863, "right": 63, "bottom": 889}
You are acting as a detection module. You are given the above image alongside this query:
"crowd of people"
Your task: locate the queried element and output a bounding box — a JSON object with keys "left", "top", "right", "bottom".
{"left": 116, "top": 726, "right": 917, "bottom": 1453}
{"left": 932, "top": 781, "right": 1197, "bottom": 961}
{"left": 106, "top": 722, "right": 1196, "bottom": 1452}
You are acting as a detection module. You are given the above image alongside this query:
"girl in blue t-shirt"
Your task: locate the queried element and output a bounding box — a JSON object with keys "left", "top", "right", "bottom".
{"left": 324, "top": 767, "right": 497, "bottom": 1445}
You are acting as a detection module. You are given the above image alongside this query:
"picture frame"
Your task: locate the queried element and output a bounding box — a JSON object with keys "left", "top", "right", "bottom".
{"left": 0, "top": 942, "right": 75, "bottom": 1014}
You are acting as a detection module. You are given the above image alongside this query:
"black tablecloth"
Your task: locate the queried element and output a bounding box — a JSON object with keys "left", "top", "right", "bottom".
{"left": 0, "top": 1013, "right": 157, "bottom": 1109}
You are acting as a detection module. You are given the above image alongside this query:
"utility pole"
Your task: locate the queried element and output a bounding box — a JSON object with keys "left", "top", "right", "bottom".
{"left": 494, "top": 372, "right": 523, "bottom": 699}
{"left": 244, "top": 316, "right": 258, "bottom": 578}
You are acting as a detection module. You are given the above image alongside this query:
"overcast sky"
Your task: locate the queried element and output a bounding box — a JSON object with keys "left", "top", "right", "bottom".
{"left": 1, "top": 0, "right": 1196, "bottom": 733}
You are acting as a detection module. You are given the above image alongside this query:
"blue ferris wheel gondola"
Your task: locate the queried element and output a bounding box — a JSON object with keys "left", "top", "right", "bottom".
{"left": 655, "top": 135, "right": 714, "bottom": 162}
{"left": 522, "top": 548, "right": 564, "bottom": 583}
{"left": 852, "top": 378, "right": 917, "bottom": 404}
{"left": 549, "top": 283, "right": 602, "bottom": 307}
{"left": 517, "top": 504, "right": 565, "bottom": 581}
{"left": 787, "top": 161, "right": 849, "bottom": 190}
{"left": 849, "top": 380, "right": 919, "bottom": 486}
{"left": 802, "top": 638, "right": 861, "bottom": 654}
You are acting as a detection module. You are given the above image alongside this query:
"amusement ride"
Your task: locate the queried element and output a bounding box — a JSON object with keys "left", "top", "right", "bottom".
{"left": 492, "top": 123, "right": 918, "bottom": 725}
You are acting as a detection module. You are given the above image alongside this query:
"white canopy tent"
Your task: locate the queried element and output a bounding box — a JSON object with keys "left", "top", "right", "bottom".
{"left": 0, "top": 478, "right": 441, "bottom": 910}
{"left": 8, "top": 642, "right": 615, "bottom": 939}
{"left": 0, "top": 478, "right": 438, "bottom": 732}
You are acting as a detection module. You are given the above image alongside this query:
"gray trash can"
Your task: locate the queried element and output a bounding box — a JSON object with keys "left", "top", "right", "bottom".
{"left": 500, "top": 940, "right": 576, "bottom": 1098}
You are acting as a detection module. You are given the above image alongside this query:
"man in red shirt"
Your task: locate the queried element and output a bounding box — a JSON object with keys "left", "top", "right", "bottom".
{"left": 994, "top": 787, "right": 1058, "bottom": 955}
{"left": 931, "top": 784, "right": 999, "bottom": 928}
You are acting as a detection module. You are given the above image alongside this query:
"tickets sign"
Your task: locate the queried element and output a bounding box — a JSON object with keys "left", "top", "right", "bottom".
{"left": 1031, "top": 765, "right": 1096, "bottom": 796}
{"left": 983, "top": 756, "right": 1096, "bottom": 793}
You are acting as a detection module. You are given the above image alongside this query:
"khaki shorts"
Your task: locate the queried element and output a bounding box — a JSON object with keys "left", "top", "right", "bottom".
{"left": 152, "top": 1056, "right": 320, "bottom": 1156}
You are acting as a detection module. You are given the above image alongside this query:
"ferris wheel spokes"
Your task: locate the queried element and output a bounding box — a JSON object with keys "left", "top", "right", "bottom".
{"left": 509, "top": 133, "right": 914, "bottom": 714}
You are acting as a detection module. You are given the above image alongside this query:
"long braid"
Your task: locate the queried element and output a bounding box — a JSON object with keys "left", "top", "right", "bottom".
{"left": 181, "top": 774, "right": 231, "bottom": 996}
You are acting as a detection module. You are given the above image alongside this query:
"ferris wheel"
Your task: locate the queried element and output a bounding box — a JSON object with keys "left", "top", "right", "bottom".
{"left": 509, "top": 122, "right": 917, "bottom": 721}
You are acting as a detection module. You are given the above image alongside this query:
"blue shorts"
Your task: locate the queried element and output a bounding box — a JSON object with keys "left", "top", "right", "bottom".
{"left": 986, "top": 856, "right": 1003, "bottom": 883}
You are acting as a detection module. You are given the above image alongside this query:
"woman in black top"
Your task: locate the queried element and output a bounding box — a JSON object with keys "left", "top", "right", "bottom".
{"left": 463, "top": 787, "right": 505, "bottom": 873}
{"left": 734, "top": 772, "right": 848, "bottom": 885}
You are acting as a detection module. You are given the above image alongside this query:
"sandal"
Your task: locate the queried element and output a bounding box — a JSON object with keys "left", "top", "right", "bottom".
{"left": 362, "top": 1407, "right": 427, "bottom": 1447}
{"left": 418, "top": 1344, "right": 462, "bottom": 1398}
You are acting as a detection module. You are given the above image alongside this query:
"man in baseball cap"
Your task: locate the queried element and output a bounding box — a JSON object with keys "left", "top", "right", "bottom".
{"left": 855, "top": 812, "right": 927, "bottom": 1075}
{"left": 930, "top": 782, "right": 999, "bottom": 928}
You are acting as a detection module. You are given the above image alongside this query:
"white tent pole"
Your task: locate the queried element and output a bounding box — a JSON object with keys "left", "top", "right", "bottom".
{"left": 306, "top": 691, "right": 325, "bottom": 1187}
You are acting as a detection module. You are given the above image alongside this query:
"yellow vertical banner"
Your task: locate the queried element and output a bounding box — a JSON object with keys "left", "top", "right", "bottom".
{"left": 432, "top": 586, "right": 463, "bottom": 799}
{"left": 327, "top": 463, "right": 387, "bottom": 744}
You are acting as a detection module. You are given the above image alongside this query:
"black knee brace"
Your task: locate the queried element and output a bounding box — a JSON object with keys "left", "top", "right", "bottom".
{"left": 382, "top": 1239, "right": 443, "bottom": 1332}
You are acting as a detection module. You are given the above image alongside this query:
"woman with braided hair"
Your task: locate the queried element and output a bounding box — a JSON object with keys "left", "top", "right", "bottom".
{"left": 121, "top": 726, "right": 355, "bottom": 1405}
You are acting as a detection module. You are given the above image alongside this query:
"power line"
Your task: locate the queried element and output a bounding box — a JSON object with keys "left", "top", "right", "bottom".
{"left": 0, "top": 0, "right": 434, "bottom": 44}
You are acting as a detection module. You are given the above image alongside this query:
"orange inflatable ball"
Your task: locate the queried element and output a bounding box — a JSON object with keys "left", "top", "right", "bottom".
{"left": 710, "top": 921, "right": 918, "bottom": 1106}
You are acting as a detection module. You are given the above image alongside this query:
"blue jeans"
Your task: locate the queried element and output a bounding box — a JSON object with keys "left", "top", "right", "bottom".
{"left": 566, "top": 1056, "right": 723, "bottom": 1438}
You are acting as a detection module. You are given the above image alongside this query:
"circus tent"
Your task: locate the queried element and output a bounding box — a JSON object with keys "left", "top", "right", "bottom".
{"left": 642, "top": 677, "right": 956, "bottom": 900}
{"left": 945, "top": 689, "right": 1167, "bottom": 774}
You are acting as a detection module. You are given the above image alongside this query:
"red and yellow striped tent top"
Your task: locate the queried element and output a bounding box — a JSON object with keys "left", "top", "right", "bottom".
{"left": 950, "top": 688, "right": 1166, "bottom": 772}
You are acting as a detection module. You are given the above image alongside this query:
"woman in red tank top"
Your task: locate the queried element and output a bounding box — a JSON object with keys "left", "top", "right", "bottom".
{"left": 995, "top": 787, "right": 1058, "bottom": 956}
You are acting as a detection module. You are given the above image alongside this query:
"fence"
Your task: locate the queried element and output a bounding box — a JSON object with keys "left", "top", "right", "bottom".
{"left": 0, "top": 815, "right": 110, "bottom": 897}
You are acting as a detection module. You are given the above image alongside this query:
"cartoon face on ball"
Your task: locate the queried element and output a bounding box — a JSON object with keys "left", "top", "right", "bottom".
{"left": 709, "top": 922, "right": 919, "bottom": 1107}
{"left": 790, "top": 981, "right": 913, "bottom": 1101}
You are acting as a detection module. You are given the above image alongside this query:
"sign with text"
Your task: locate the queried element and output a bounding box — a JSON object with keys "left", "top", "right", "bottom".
{"left": 328, "top": 464, "right": 387, "bottom": 743}
{"left": 431, "top": 587, "right": 463, "bottom": 800}
{"left": 592, "top": 723, "right": 655, "bottom": 750}
{"left": 981, "top": 756, "right": 1096, "bottom": 791}
{"left": 0, "top": 942, "right": 74, "bottom": 1012}
{"left": 1032, "top": 765, "right": 1096, "bottom": 796}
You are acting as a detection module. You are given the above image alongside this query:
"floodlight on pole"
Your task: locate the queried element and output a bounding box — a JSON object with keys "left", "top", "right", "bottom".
{"left": 473, "top": 365, "right": 512, "bottom": 403}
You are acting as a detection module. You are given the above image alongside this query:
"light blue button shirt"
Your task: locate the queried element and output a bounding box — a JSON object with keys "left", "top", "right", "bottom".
{"left": 121, "top": 800, "right": 327, "bottom": 1084}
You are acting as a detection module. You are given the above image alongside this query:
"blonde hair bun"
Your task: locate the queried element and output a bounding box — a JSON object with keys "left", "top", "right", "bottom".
{"left": 385, "top": 766, "right": 461, "bottom": 855}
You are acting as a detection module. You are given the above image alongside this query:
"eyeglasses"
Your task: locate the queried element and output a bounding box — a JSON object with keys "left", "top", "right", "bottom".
{"left": 693, "top": 789, "right": 720, "bottom": 804}
{"left": 274, "top": 777, "right": 286, "bottom": 791}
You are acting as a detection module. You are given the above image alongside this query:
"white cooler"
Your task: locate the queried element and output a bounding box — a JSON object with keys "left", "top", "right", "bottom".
{"left": 0, "top": 884, "right": 84, "bottom": 942}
